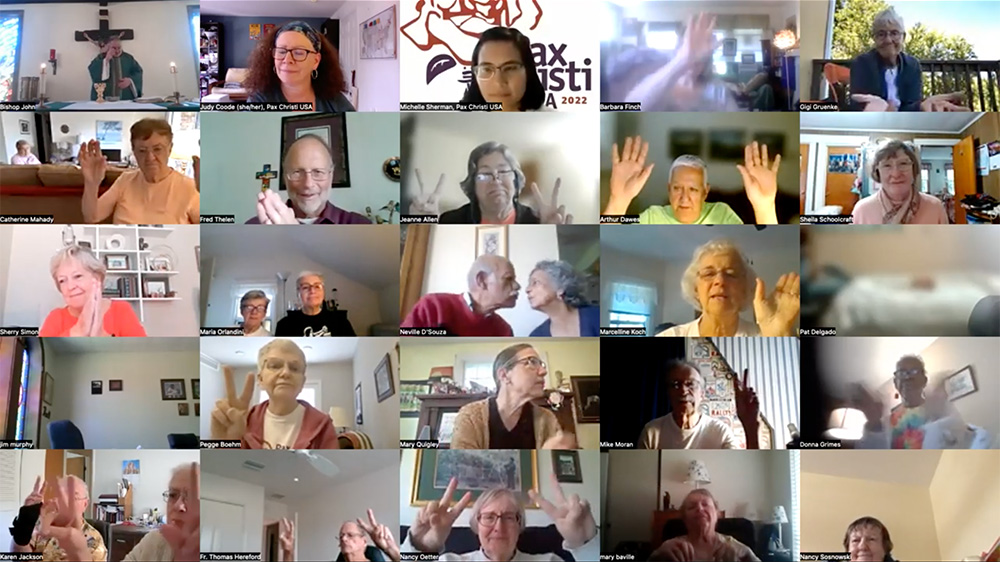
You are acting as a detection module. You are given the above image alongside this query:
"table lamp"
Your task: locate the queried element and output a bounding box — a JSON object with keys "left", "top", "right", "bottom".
{"left": 825, "top": 407, "right": 866, "bottom": 440}
{"left": 328, "top": 407, "right": 351, "bottom": 434}
{"left": 771, "top": 505, "right": 789, "bottom": 550}
{"left": 684, "top": 460, "right": 711, "bottom": 488}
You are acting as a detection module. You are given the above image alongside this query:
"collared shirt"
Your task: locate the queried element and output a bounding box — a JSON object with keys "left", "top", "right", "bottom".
{"left": 244, "top": 199, "right": 371, "bottom": 224}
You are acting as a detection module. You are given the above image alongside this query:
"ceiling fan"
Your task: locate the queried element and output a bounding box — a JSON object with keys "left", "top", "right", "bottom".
{"left": 291, "top": 450, "right": 339, "bottom": 478}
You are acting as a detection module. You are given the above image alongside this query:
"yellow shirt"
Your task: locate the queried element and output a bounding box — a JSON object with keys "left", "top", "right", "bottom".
{"left": 107, "top": 168, "right": 199, "bottom": 224}
{"left": 28, "top": 519, "right": 108, "bottom": 562}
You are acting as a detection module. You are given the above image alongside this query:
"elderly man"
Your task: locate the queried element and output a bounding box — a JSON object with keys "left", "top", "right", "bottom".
{"left": 247, "top": 134, "right": 371, "bottom": 224}
{"left": 401, "top": 254, "right": 519, "bottom": 336}
{"left": 275, "top": 271, "right": 356, "bottom": 337}
{"left": 651, "top": 489, "right": 759, "bottom": 561}
{"left": 604, "top": 136, "right": 780, "bottom": 224}
{"left": 86, "top": 35, "right": 143, "bottom": 100}
{"left": 639, "top": 360, "right": 760, "bottom": 449}
{"left": 281, "top": 510, "right": 401, "bottom": 561}
{"left": 238, "top": 290, "right": 271, "bottom": 336}
{"left": 211, "top": 339, "right": 340, "bottom": 448}
{"left": 9, "top": 475, "right": 108, "bottom": 561}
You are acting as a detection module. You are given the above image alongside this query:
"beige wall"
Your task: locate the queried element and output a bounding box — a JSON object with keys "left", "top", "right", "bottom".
{"left": 798, "top": 0, "right": 831, "bottom": 101}
{"left": 920, "top": 337, "right": 1000, "bottom": 442}
{"left": 801, "top": 471, "right": 942, "bottom": 561}
{"left": 930, "top": 450, "right": 1000, "bottom": 561}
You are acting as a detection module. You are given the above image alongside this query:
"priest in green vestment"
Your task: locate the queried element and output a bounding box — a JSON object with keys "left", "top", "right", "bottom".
{"left": 87, "top": 37, "right": 143, "bottom": 100}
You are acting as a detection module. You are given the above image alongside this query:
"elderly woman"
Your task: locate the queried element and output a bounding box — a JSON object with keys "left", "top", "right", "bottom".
{"left": 245, "top": 21, "right": 355, "bottom": 112}
{"left": 121, "top": 463, "right": 200, "bottom": 561}
{"left": 461, "top": 27, "right": 546, "bottom": 111}
{"left": 851, "top": 141, "right": 947, "bottom": 224}
{"left": 656, "top": 239, "right": 799, "bottom": 337}
{"left": 527, "top": 260, "right": 599, "bottom": 337}
{"left": 451, "top": 343, "right": 577, "bottom": 449}
{"left": 849, "top": 7, "right": 922, "bottom": 112}
{"left": 650, "top": 489, "right": 758, "bottom": 561}
{"left": 238, "top": 290, "right": 271, "bottom": 336}
{"left": 40, "top": 245, "right": 146, "bottom": 337}
{"left": 843, "top": 516, "right": 897, "bottom": 562}
{"left": 11, "top": 140, "right": 41, "bottom": 165}
{"left": 404, "top": 476, "right": 599, "bottom": 561}
{"left": 409, "top": 142, "right": 572, "bottom": 224}
{"left": 79, "top": 118, "right": 199, "bottom": 224}
{"left": 280, "top": 509, "right": 400, "bottom": 562}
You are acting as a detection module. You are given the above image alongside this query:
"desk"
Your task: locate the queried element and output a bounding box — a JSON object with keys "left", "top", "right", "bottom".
{"left": 108, "top": 525, "right": 156, "bottom": 562}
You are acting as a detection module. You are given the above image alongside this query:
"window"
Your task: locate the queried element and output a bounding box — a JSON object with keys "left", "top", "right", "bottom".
{"left": 259, "top": 382, "right": 319, "bottom": 409}
{"left": 609, "top": 311, "right": 649, "bottom": 328}
{"left": 0, "top": 11, "right": 24, "bottom": 102}
{"left": 15, "top": 348, "right": 28, "bottom": 440}
{"left": 945, "top": 164, "right": 955, "bottom": 194}
{"left": 608, "top": 281, "right": 657, "bottom": 332}
{"left": 463, "top": 361, "right": 496, "bottom": 393}
{"left": 646, "top": 30, "right": 678, "bottom": 51}
{"left": 920, "top": 163, "right": 930, "bottom": 193}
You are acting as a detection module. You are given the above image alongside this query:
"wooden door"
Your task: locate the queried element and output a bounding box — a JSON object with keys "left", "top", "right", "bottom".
{"left": 952, "top": 135, "right": 976, "bottom": 224}
{"left": 800, "top": 143, "right": 809, "bottom": 215}
{"left": 66, "top": 455, "right": 85, "bottom": 482}
{"left": 825, "top": 146, "right": 860, "bottom": 215}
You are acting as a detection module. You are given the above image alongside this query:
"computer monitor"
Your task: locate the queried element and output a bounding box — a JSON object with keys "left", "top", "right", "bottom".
{"left": 100, "top": 149, "right": 122, "bottom": 163}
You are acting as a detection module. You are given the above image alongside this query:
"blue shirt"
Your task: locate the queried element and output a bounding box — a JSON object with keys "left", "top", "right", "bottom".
{"left": 530, "top": 305, "right": 600, "bottom": 337}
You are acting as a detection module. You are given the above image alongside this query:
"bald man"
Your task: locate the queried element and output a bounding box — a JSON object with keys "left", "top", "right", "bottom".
{"left": 401, "top": 255, "right": 519, "bottom": 336}
{"left": 246, "top": 134, "right": 371, "bottom": 224}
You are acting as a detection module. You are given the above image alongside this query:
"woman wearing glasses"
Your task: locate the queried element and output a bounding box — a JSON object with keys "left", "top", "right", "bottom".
{"left": 851, "top": 140, "right": 948, "bottom": 224}
{"left": 451, "top": 344, "right": 578, "bottom": 449}
{"left": 238, "top": 290, "right": 271, "bottom": 336}
{"left": 461, "top": 27, "right": 546, "bottom": 112}
{"left": 655, "top": 239, "right": 800, "bottom": 337}
{"left": 245, "top": 21, "right": 355, "bottom": 112}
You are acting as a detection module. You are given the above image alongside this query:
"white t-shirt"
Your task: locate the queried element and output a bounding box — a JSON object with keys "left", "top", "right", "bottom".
{"left": 656, "top": 317, "right": 760, "bottom": 337}
{"left": 639, "top": 414, "right": 737, "bottom": 449}
{"left": 11, "top": 153, "right": 41, "bottom": 165}
{"left": 884, "top": 67, "right": 900, "bottom": 108}
{"left": 242, "top": 325, "right": 271, "bottom": 337}
{"left": 263, "top": 403, "right": 305, "bottom": 449}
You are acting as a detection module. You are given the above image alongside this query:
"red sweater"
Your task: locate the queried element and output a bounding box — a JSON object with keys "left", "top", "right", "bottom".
{"left": 401, "top": 293, "right": 513, "bottom": 336}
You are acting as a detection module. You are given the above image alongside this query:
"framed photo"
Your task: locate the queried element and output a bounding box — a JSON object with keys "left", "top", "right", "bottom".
{"left": 400, "top": 380, "right": 430, "bottom": 418}
{"left": 551, "top": 450, "right": 583, "bottom": 483}
{"left": 195, "top": 403, "right": 200, "bottom": 417}
{"left": 102, "top": 277, "right": 121, "bottom": 297}
{"left": 143, "top": 279, "right": 170, "bottom": 299}
{"left": 280, "top": 113, "right": 350, "bottom": 191}
{"left": 19, "top": 119, "right": 30, "bottom": 135}
{"left": 96, "top": 120, "right": 123, "bottom": 144}
{"left": 752, "top": 132, "right": 786, "bottom": 160}
{"left": 669, "top": 130, "right": 703, "bottom": 159}
{"left": 571, "top": 376, "right": 600, "bottom": 423}
{"left": 109, "top": 379, "right": 123, "bottom": 391}
{"left": 374, "top": 353, "right": 395, "bottom": 403}
{"left": 105, "top": 254, "right": 129, "bottom": 270}
{"left": 709, "top": 130, "right": 745, "bottom": 161}
{"left": 191, "top": 379, "right": 200, "bottom": 400}
{"left": 42, "top": 372, "right": 54, "bottom": 405}
{"left": 944, "top": 365, "right": 977, "bottom": 400}
{"left": 361, "top": 4, "right": 397, "bottom": 59}
{"left": 437, "top": 411, "right": 459, "bottom": 444}
{"left": 178, "top": 403, "right": 190, "bottom": 416}
{"left": 722, "top": 38, "right": 737, "bottom": 57}
{"left": 354, "top": 382, "right": 364, "bottom": 425}
{"left": 411, "top": 450, "right": 537, "bottom": 506}
{"left": 475, "top": 225, "right": 508, "bottom": 258}
{"left": 91, "top": 380, "right": 102, "bottom": 395}
{"left": 160, "top": 379, "right": 186, "bottom": 401}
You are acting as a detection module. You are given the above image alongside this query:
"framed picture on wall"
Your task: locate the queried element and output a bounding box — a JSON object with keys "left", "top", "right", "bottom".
{"left": 280, "top": 113, "right": 350, "bottom": 190}
{"left": 571, "top": 376, "right": 600, "bottom": 423}
{"left": 43, "top": 372, "right": 54, "bottom": 405}
{"left": 944, "top": 365, "right": 977, "bottom": 400}
{"left": 160, "top": 379, "right": 186, "bottom": 400}
{"left": 361, "top": 4, "right": 397, "bottom": 59}
{"left": 354, "top": 382, "right": 364, "bottom": 425}
{"left": 551, "top": 450, "right": 582, "bottom": 483}
{"left": 411, "top": 450, "right": 537, "bottom": 506}
{"left": 374, "top": 353, "right": 395, "bottom": 403}
{"left": 475, "top": 225, "right": 507, "bottom": 258}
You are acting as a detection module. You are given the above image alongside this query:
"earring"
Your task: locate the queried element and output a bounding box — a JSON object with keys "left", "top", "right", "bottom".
{"left": 894, "top": 392, "right": 899, "bottom": 399}
{"left": 311, "top": 69, "right": 318, "bottom": 80}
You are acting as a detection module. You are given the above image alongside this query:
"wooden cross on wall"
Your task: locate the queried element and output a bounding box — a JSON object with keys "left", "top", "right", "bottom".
{"left": 74, "top": 2, "right": 135, "bottom": 44}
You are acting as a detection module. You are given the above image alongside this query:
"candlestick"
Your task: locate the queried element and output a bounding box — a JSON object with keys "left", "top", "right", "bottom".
{"left": 40, "top": 63, "right": 47, "bottom": 99}
{"left": 170, "top": 62, "right": 179, "bottom": 102}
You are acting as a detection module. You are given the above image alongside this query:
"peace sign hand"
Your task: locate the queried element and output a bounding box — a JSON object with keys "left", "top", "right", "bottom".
{"left": 278, "top": 517, "right": 294, "bottom": 561}
{"left": 23, "top": 476, "right": 46, "bottom": 507}
{"left": 737, "top": 142, "right": 780, "bottom": 213}
{"left": 357, "top": 509, "right": 401, "bottom": 561}
{"left": 210, "top": 366, "right": 255, "bottom": 439}
{"left": 531, "top": 179, "right": 573, "bottom": 224}
{"left": 39, "top": 477, "right": 90, "bottom": 562}
{"left": 410, "top": 477, "right": 473, "bottom": 553}
{"left": 159, "top": 463, "right": 201, "bottom": 562}
{"left": 606, "top": 136, "right": 654, "bottom": 215}
{"left": 753, "top": 273, "right": 800, "bottom": 337}
{"left": 409, "top": 169, "right": 445, "bottom": 216}
{"left": 528, "top": 473, "right": 597, "bottom": 549}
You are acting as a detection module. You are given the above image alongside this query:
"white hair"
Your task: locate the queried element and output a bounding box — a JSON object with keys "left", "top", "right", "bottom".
{"left": 257, "top": 339, "right": 307, "bottom": 375}
{"left": 872, "top": 7, "right": 904, "bottom": 35}
{"left": 295, "top": 271, "right": 324, "bottom": 289}
{"left": 50, "top": 245, "right": 106, "bottom": 289}
{"left": 680, "top": 239, "right": 757, "bottom": 312}
{"left": 668, "top": 155, "right": 708, "bottom": 188}
{"left": 466, "top": 255, "right": 509, "bottom": 292}
{"left": 468, "top": 488, "right": 526, "bottom": 535}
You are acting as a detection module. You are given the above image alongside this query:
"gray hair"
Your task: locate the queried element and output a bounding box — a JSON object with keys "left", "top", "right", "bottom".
{"left": 531, "top": 260, "right": 589, "bottom": 309}
{"left": 870, "top": 140, "right": 921, "bottom": 187}
{"left": 459, "top": 142, "right": 526, "bottom": 202}
{"left": 872, "top": 7, "right": 904, "bottom": 35}
{"left": 468, "top": 488, "right": 526, "bottom": 535}
{"left": 240, "top": 290, "right": 270, "bottom": 309}
{"left": 466, "top": 255, "right": 511, "bottom": 292}
{"left": 283, "top": 134, "right": 334, "bottom": 171}
{"left": 668, "top": 155, "right": 708, "bottom": 188}
{"left": 665, "top": 359, "right": 705, "bottom": 386}
{"left": 257, "top": 339, "right": 307, "bottom": 375}
{"left": 296, "top": 270, "right": 324, "bottom": 289}
{"left": 492, "top": 343, "right": 535, "bottom": 389}
{"left": 50, "top": 245, "right": 106, "bottom": 289}
{"left": 681, "top": 488, "right": 719, "bottom": 512}
{"left": 680, "top": 239, "right": 756, "bottom": 312}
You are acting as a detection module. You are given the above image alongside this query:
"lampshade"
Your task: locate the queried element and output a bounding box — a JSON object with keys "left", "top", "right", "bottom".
{"left": 328, "top": 407, "right": 351, "bottom": 428}
{"left": 685, "top": 460, "right": 711, "bottom": 485}
{"left": 771, "top": 505, "right": 788, "bottom": 524}
{"left": 825, "top": 407, "right": 866, "bottom": 440}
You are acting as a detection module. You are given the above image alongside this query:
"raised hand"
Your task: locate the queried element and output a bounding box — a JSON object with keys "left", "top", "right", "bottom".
{"left": 410, "top": 477, "right": 472, "bottom": 553}
{"left": 540, "top": 430, "right": 579, "bottom": 450}
{"left": 650, "top": 537, "right": 695, "bottom": 562}
{"left": 68, "top": 280, "right": 99, "bottom": 337}
{"left": 605, "top": 136, "right": 654, "bottom": 215}
{"left": 528, "top": 473, "right": 597, "bottom": 549}
{"left": 357, "top": 509, "right": 400, "bottom": 561}
{"left": 676, "top": 13, "right": 719, "bottom": 71}
{"left": 753, "top": 273, "right": 800, "bottom": 337}
{"left": 23, "top": 476, "right": 46, "bottom": 507}
{"left": 734, "top": 369, "right": 760, "bottom": 449}
{"left": 409, "top": 169, "right": 445, "bottom": 216}
{"left": 737, "top": 142, "right": 780, "bottom": 221}
{"left": 256, "top": 189, "right": 298, "bottom": 225}
{"left": 852, "top": 94, "right": 889, "bottom": 112}
{"left": 279, "top": 517, "right": 294, "bottom": 561}
{"left": 210, "top": 366, "right": 255, "bottom": 439}
{"left": 160, "top": 463, "right": 200, "bottom": 562}
{"left": 531, "top": 179, "right": 573, "bottom": 224}
{"left": 78, "top": 139, "right": 108, "bottom": 187}
{"left": 39, "top": 477, "right": 90, "bottom": 562}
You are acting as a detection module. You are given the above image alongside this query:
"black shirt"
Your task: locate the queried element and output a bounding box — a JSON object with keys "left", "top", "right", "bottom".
{"left": 274, "top": 309, "right": 356, "bottom": 337}
{"left": 488, "top": 396, "right": 536, "bottom": 449}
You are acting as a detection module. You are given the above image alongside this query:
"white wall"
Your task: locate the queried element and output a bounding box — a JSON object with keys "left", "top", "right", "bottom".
{"left": 0, "top": 226, "right": 13, "bottom": 322}
{"left": 352, "top": 338, "right": 400, "bottom": 448}
{"left": 920, "top": 337, "right": 1000, "bottom": 441}
{"left": 1, "top": 112, "right": 38, "bottom": 164}
{"left": 47, "top": 111, "right": 168, "bottom": 156}
{"left": 199, "top": 112, "right": 401, "bottom": 222}
{"left": 334, "top": 1, "right": 401, "bottom": 112}
{"left": 7, "top": 1, "right": 199, "bottom": 102}
{"left": 930, "top": 450, "right": 1000, "bottom": 562}
{"left": 201, "top": 471, "right": 266, "bottom": 553}
{"left": 92, "top": 449, "right": 201, "bottom": 518}
{"left": 262, "top": 499, "right": 290, "bottom": 555}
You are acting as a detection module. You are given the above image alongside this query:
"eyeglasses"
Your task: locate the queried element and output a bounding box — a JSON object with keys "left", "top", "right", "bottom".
{"left": 473, "top": 63, "right": 525, "bottom": 80}
{"left": 286, "top": 168, "right": 334, "bottom": 182}
{"left": 298, "top": 283, "right": 324, "bottom": 293}
{"left": 241, "top": 304, "right": 267, "bottom": 313}
{"left": 697, "top": 268, "right": 740, "bottom": 281}
{"left": 506, "top": 356, "right": 546, "bottom": 371}
{"left": 670, "top": 380, "right": 701, "bottom": 391}
{"left": 163, "top": 490, "right": 189, "bottom": 503}
{"left": 134, "top": 145, "right": 169, "bottom": 158}
{"left": 339, "top": 532, "right": 365, "bottom": 540}
{"left": 475, "top": 170, "right": 515, "bottom": 183}
{"left": 874, "top": 30, "right": 903, "bottom": 40}
{"left": 478, "top": 512, "right": 521, "bottom": 526}
{"left": 272, "top": 47, "right": 319, "bottom": 62}
{"left": 894, "top": 367, "right": 926, "bottom": 381}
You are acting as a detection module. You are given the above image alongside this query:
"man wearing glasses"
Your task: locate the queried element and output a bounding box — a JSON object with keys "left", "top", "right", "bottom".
{"left": 275, "top": 271, "right": 356, "bottom": 337}
{"left": 639, "top": 360, "right": 761, "bottom": 449}
{"left": 8, "top": 475, "right": 108, "bottom": 561}
{"left": 246, "top": 134, "right": 371, "bottom": 225}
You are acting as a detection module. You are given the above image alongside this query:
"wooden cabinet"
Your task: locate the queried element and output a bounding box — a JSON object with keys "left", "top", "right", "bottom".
{"left": 651, "top": 510, "right": 725, "bottom": 550}
{"left": 108, "top": 525, "right": 155, "bottom": 562}
{"left": 415, "top": 391, "right": 577, "bottom": 446}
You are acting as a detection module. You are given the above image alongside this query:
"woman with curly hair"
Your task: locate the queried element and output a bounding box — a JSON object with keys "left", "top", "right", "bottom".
{"left": 244, "top": 20, "right": 355, "bottom": 112}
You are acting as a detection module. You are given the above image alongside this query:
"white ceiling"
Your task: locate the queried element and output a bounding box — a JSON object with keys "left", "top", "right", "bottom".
{"left": 201, "top": 0, "right": 347, "bottom": 18}
{"left": 800, "top": 113, "right": 981, "bottom": 134}
{"left": 817, "top": 337, "right": 940, "bottom": 396}
{"left": 801, "top": 450, "right": 943, "bottom": 486}
{"left": 201, "top": 450, "right": 389, "bottom": 502}
{"left": 200, "top": 225, "right": 400, "bottom": 289}
{"left": 200, "top": 337, "right": 358, "bottom": 367}
{"left": 44, "top": 337, "right": 199, "bottom": 354}
{"left": 601, "top": 225, "right": 797, "bottom": 261}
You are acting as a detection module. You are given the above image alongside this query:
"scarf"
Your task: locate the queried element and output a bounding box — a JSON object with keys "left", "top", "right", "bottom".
{"left": 877, "top": 183, "right": 921, "bottom": 224}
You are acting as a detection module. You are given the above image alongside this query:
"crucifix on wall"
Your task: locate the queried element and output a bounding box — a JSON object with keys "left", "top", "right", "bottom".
{"left": 75, "top": 2, "right": 144, "bottom": 101}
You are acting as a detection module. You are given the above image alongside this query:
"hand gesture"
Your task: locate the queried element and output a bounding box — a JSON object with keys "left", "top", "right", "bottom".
{"left": 528, "top": 473, "right": 597, "bottom": 549}
{"left": 852, "top": 94, "right": 889, "bottom": 112}
{"left": 733, "top": 369, "right": 760, "bottom": 431}
{"left": 357, "top": 509, "right": 400, "bottom": 561}
{"left": 39, "top": 478, "right": 90, "bottom": 562}
{"left": 160, "top": 463, "right": 200, "bottom": 562}
{"left": 606, "top": 136, "right": 654, "bottom": 213}
{"left": 676, "top": 13, "right": 719, "bottom": 72}
{"left": 78, "top": 139, "right": 108, "bottom": 187}
{"left": 753, "top": 273, "right": 800, "bottom": 337}
{"left": 23, "top": 476, "right": 46, "bottom": 507}
{"left": 540, "top": 430, "right": 579, "bottom": 450}
{"left": 69, "top": 280, "right": 105, "bottom": 337}
{"left": 279, "top": 517, "right": 294, "bottom": 561}
{"left": 530, "top": 179, "right": 573, "bottom": 224}
{"left": 921, "top": 92, "right": 970, "bottom": 112}
{"left": 211, "top": 366, "right": 255, "bottom": 439}
{"left": 410, "top": 477, "right": 472, "bottom": 553}
{"left": 850, "top": 383, "right": 884, "bottom": 429}
{"left": 650, "top": 537, "right": 695, "bottom": 562}
{"left": 256, "top": 189, "right": 298, "bottom": 225}
{"left": 737, "top": 142, "right": 780, "bottom": 212}
{"left": 409, "top": 169, "right": 445, "bottom": 216}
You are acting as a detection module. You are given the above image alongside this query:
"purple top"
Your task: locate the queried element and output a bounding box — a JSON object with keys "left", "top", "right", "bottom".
{"left": 245, "top": 200, "right": 372, "bottom": 224}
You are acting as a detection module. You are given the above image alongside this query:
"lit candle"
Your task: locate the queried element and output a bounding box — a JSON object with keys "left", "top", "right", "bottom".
{"left": 40, "top": 63, "right": 46, "bottom": 98}
{"left": 170, "top": 62, "right": 179, "bottom": 99}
